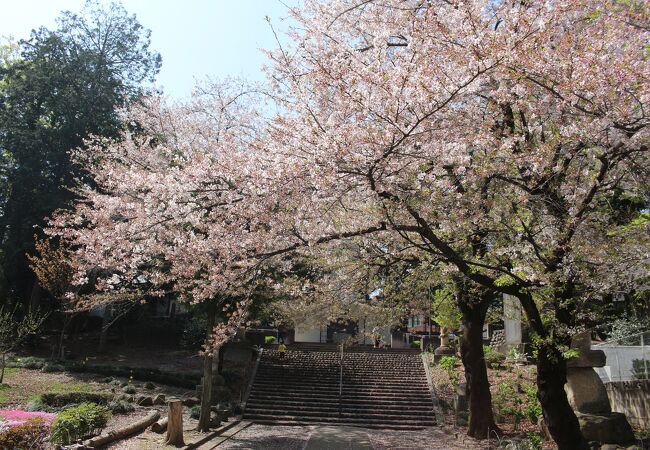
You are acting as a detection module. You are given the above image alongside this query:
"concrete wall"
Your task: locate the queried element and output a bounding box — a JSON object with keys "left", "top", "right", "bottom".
{"left": 595, "top": 345, "right": 650, "bottom": 382}
{"left": 294, "top": 326, "right": 323, "bottom": 343}
{"left": 606, "top": 380, "right": 650, "bottom": 429}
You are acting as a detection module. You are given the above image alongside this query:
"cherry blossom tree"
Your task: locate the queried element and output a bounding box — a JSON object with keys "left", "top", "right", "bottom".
{"left": 265, "top": 1, "right": 649, "bottom": 447}
{"left": 48, "top": 80, "right": 282, "bottom": 431}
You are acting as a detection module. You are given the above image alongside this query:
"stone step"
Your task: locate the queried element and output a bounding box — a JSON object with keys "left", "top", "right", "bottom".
{"left": 245, "top": 402, "right": 434, "bottom": 414}
{"left": 250, "top": 387, "right": 431, "bottom": 397}
{"left": 246, "top": 397, "right": 434, "bottom": 408}
{"left": 247, "top": 419, "right": 431, "bottom": 430}
{"left": 243, "top": 413, "right": 435, "bottom": 427}
{"left": 243, "top": 407, "right": 435, "bottom": 420}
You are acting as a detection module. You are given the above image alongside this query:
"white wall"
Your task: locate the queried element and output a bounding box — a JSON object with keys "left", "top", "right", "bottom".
{"left": 595, "top": 345, "right": 650, "bottom": 382}
{"left": 294, "top": 326, "right": 323, "bottom": 343}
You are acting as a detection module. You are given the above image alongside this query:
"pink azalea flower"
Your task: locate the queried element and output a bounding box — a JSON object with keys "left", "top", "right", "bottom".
{"left": 0, "top": 409, "right": 56, "bottom": 426}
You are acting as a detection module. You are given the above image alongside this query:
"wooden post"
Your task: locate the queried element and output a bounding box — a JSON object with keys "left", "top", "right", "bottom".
{"left": 166, "top": 399, "right": 184, "bottom": 446}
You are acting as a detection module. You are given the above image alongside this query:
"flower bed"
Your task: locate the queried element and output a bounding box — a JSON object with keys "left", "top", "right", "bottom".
{"left": 0, "top": 409, "right": 56, "bottom": 428}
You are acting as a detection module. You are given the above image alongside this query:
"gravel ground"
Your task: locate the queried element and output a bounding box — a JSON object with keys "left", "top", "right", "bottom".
{"left": 218, "top": 425, "right": 314, "bottom": 450}
{"left": 215, "top": 424, "right": 482, "bottom": 450}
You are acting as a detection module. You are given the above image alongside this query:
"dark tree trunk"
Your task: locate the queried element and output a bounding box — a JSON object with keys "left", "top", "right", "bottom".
{"left": 516, "top": 291, "right": 589, "bottom": 450}
{"left": 537, "top": 343, "right": 589, "bottom": 450}
{"left": 457, "top": 287, "right": 501, "bottom": 439}
{"left": 197, "top": 304, "right": 217, "bottom": 432}
{"left": 217, "top": 345, "right": 225, "bottom": 375}
{"left": 0, "top": 352, "right": 6, "bottom": 384}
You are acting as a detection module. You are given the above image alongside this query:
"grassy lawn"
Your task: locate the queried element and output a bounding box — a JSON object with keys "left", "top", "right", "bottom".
{"left": 0, "top": 368, "right": 95, "bottom": 407}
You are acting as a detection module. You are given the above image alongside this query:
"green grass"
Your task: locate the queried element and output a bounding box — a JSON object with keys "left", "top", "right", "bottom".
{"left": 0, "top": 368, "right": 96, "bottom": 407}
{"left": 0, "top": 383, "right": 9, "bottom": 405}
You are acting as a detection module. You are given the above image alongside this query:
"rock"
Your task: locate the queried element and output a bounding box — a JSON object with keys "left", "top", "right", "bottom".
{"left": 577, "top": 412, "right": 635, "bottom": 445}
{"left": 182, "top": 396, "right": 200, "bottom": 407}
{"left": 567, "top": 349, "right": 607, "bottom": 368}
{"left": 153, "top": 394, "right": 166, "bottom": 405}
{"left": 136, "top": 395, "right": 154, "bottom": 407}
{"left": 565, "top": 367, "right": 611, "bottom": 414}
{"left": 209, "top": 414, "right": 221, "bottom": 428}
{"left": 434, "top": 346, "right": 455, "bottom": 356}
{"left": 600, "top": 445, "right": 622, "bottom": 450}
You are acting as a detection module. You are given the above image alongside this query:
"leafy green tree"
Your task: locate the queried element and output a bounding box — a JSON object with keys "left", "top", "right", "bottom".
{"left": 0, "top": 1, "right": 160, "bottom": 306}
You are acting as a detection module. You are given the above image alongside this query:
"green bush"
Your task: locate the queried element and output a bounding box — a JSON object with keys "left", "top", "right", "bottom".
{"left": 527, "top": 431, "right": 543, "bottom": 450}
{"left": 144, "top": 381, "right": 156, "bottom": 390}
{"left": 9, "top": 356, "right": 46, "bottom": 370}
{"left": 190, "top": 405, "right": 201, "bottom": 419}
{"left": 0, "top": 417, "right": 50, "bottom": 449}
{"left": 40, "top": 392, "right": 112, "bottom": 408}
{"left": 122, "top": 384, "right": 136, "bottom": 394}
{"left": 108, "top": 399, "right": 135, "bottom": 414}
{"left": 523, "top": 383, "right": 542, "bottom": 423}
{"left": 26, "top": 397, "right": 54, "bottom": 413}
{"left": 41, "top": 362, "right": 65, "bottom": 373}
{"left": 410, "top": 340, "right": 421, "bottom": 349}
{"left": 632, "top": 359, "right": 650, "bottom": 380}
{"left": 483, "top": 345, "right": 503, "bottom": 369}
{"left": 50, "top": 402, "right": 110, "bottom": 445}
{"left": 264, "top": 336, "right": 276, "bottom": 344}
{"left": 438, "top": 355, "right": 459, "bottom": 387}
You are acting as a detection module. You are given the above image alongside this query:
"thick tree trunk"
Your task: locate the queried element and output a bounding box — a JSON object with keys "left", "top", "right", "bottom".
{"left": 457, "top": 289, "right": 501, "bottom": 439}
{"left": 537, "top": 342, "right": 589, "bottom": 450}
{"left": 515, "top": 291, "right": 589, "bottom": 450}
{"left": 197, "top": 304, "right": 217, "bottom": 432}
{"left": 166, "top": 399, "right": 184, "bottom": 446}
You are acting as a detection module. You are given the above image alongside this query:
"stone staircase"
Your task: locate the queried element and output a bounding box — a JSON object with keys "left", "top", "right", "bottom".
{"left": 243, "top": 345, "right": 436, "bottom": 429}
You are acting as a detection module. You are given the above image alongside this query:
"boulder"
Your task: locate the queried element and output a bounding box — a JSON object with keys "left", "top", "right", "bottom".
{"left": 153, "top": 394, "right": 166, "bottom": 405}
{"left": 567, "top": 349, "right": 607, "bottom": 368}
{"left": 136, "top": 395, "right": 154, "bottom": 407}
{"left": 565, "top": 367, "right": 611, "bottom": 414}
{"left": 577, "top": 412, "right": 635, "bottom": 445}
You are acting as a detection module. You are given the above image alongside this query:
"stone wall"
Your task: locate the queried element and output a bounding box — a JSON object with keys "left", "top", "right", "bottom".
{"left": 606, "top": 380, "right": 650, "bottom": 429}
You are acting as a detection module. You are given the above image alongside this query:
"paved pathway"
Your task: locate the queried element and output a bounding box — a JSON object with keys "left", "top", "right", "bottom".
{"left": 305, "top": 426, "right": 373, "bottom": 450}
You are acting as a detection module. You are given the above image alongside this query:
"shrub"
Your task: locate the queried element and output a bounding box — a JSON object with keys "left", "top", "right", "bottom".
{"left": 26, "top": 398, "right": 53, "bottom": 413}
{"left": 0, "top": 417, "right": 50, "bottom": 449}
{"left": 107, "top": 399, "right": 135, "bottom": 414}
{"left": 50, "top": 402, "right": 110, "bottom": 445}
{"left": 41, "top": 363, "right": 65, "bottom": 373}
{"left": 190, "top": 405, "right": 201, "bottom": 419}
{"left": 632, "top": 359, "right": 650, "bottom": 380}
{"left": 522, "top": 383, "right": 542, "bottom": 423}
{"left": 9, "top": 356, "right": 46, "bottom": 370}
{"left": 122, "top": 384, "right": 136, "bottom": 395}
{"left": 144, "top": 381, "right": 156, "bottom": 390}
{"left": 40, "top": 392, "right": 111, "bottom": 408}
{"left": 483, "top": 345, "right": 503, "bottom": 369}
{"left": 527, "top": 431, "right": 543, "bottom": 450}
{"left": 438, "top": 355, "right": 459, "bottom": 387}
{"left": 264, "top": 336, "right": 276, "bottom": 344}
{"left": 410, "top": 340, "right": 421, "bottom": 349}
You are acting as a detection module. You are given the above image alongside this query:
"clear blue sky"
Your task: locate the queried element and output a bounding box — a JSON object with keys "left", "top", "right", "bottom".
{"left": 0, "top": 0, "right": 299, "bottom": 99}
